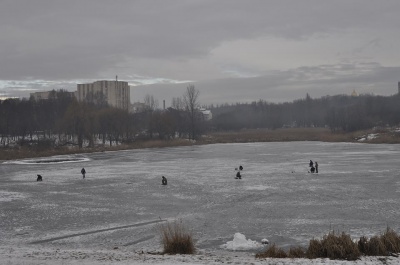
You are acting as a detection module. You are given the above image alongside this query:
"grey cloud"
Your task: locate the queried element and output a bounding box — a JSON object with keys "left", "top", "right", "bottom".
{"left": 1, "top": 0, "right": 400, "bottom": 106}
{"left": 352, "top": 38, "right": 381, "bottom": 55}
{"left": 132, "top": 62, "right": 400, "bottom": 106}
{"left": 2, "top": 0, "right": 399, "bottom": 81}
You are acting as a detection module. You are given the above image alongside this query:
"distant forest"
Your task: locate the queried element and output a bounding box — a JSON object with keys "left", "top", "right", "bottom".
{"left": 1, "top": 89, "right": 400, "bottom": 149}
{"left": 209, "top": 93, "right": 400, "bottom": 132}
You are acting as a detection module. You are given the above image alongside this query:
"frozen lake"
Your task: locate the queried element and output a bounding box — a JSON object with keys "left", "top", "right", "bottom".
{"left": 1, "top": 141, "right": 400, "bottom": 253}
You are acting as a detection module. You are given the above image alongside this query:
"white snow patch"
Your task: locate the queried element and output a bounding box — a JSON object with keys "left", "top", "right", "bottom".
{"left": 220, "top": 233, "right": 262, "bottom": 251}
{"left": 367, "top": 134, "right": 378, "bottom": 140}
{"left": 4, "top": 155, "right": 90, "bottom": 165}
{"left": 358, "top": 133, "right": 379, "bottom": 142}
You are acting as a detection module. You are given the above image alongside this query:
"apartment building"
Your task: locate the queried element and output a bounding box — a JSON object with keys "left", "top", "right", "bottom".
{"left": 30, "top": 91, "right": 52, "bottom": 100}
{"left": 77, "top": 80, "right": 130, "bottom": 111}
{"left": 30, "top": 90, "right": 75, "bottom": 101}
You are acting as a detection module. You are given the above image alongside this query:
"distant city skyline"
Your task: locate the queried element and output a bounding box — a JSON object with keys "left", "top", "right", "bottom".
{"left": 1, "top": 1, "right": 400, "bottom": 105}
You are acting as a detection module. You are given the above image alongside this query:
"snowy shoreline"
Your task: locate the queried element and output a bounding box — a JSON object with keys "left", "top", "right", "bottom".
{"left": 2, "top": 245, "right": 400, "bottom": 265}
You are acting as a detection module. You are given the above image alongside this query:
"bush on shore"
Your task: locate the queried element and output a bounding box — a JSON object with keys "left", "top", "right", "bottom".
{"left": 3, "top": 127, "right": 400, "bottom": 161}
{"left": 256, "top": 228, "right": 400, "bottom": 261}
{"left": 358, "top": 228, "right": 400, "bottom": 256}
{"left": 306, "top": 232, "right": 360, "bottom": 260}
{"left": 0, "top": 139, "right": 192, "bottom": 161}
{"left": 158, "top": 220, "right": 195, "bottom": 255}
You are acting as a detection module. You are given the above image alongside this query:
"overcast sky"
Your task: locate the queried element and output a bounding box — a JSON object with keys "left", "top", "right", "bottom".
{"left": 1, "top": 0, "right": 400, "bottom": 105}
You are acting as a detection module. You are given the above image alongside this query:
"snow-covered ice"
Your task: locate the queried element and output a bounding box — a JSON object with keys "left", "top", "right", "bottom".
{"left": 1, "top": 141, "right": 400, "bottom": 264}
{"left": 220, "top": 233, "right": 262, "bottom": 250}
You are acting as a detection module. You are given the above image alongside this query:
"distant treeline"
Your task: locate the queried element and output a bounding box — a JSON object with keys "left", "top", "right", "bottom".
{"left": 209, "top": 93, "right": 400, "bottom": 132}
{"left": 1, "top": 90, "right": 400, "bottom": 149}
{"left": 0, "top": 89, "right": 204, "bottom": 148}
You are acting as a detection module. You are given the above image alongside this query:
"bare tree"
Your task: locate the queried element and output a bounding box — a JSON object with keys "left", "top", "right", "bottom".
{"left": 183, "top": 84, "right": 200, "bottom": 140}
{"left": 144, "top": 94, "right": 159, "bottom": 111}
{"left": 171, "top": 97, "right": 184, "bottom": 110}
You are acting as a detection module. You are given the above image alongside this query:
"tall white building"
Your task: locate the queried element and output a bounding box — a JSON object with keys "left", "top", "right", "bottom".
{"left": 77, "top": 80, "right": 130, "bottom": 111}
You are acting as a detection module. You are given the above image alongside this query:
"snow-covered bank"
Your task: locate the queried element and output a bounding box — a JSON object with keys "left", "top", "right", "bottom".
{"left": 3, "top": 232, "right": 398, "bottom": 264}
{"left": 0, "top": 245, "right": 400, "bottom": 265}
{"left": 1, "top": 245, "right": 400, "bottom": 265}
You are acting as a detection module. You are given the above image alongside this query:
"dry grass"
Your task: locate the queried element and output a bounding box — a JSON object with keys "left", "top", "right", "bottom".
{"left": 0, "top": 146, "right": 80, "bottom": 161}
{"left": 2, "top": 127, "right": 399, "bottom": 161}
{"left": 255, "top": 244, "right": 287, "bottom": 258}
{"left": 357, "top": 228, "right": 400, "bottom": 256}
{"left": 205, "top": 127, "right": 400, "bottom": 144}
{"left": 306, "top": 232, "right": 360, "bottom": 261}
{"left": 158, "top": 220, "right": 195, "bottom": 255}
{"left": 287, "top": 246, "right": 306, "bottom": 258}
{"left": 381, "top": 228, "right": 400, "bottom": 253}
{"left": 358, "top": 236, "right": 387, "bottom": 256}
{"left": 205, "top": 128, "right": 356, "bottom": 144}
{"left": 0, "top": 139, "right": 192, "bottom": 161}
{"left": 256, "top": 245, "right": 307, "bottom": 259}
{"left": 256, "top": 229, "right": 400, "bottom": 261}
{"left": 368, "top": 132, "right": 400, "bottom": 144}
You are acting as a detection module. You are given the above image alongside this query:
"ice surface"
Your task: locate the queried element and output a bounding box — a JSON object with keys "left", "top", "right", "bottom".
{"left": 1, "top": 141, "right": 400, "bottom": 264}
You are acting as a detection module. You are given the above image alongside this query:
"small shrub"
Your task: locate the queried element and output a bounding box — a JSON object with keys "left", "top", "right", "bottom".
{"left": 288, "top": 246, "right": 306, "bottom": 258}
{"left": 158, "top": 220, "right": 195, "bottom": 255}
{"left": 363, "top": 236, "right": 387, "bottom": 256}
{"left": 358, "top": 228, "right": 400, "bottom": 256}
{"left": 306, "top": 238, "right": 324, "bottom": 259}
{"left": 306, "top": 232, "right": 360, "bottom": 261}
{"left": 357, "top": 236, "right": 369, "bottom": 254}
{"left": 255, "top": 229, "right": 400, "bottom": 261}
{"left": 381, "top": 228, "right": 400, "bottom": 254}
{"left": 256, "top": 244, "right": 287, "bottom": 258}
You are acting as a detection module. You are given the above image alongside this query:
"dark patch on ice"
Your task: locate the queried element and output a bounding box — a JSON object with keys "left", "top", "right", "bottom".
{"left": 15, "top": 232, "right": 29, "bottom": 236}
{"left": 30, "top": 219, "right": 166, "bottom": 244}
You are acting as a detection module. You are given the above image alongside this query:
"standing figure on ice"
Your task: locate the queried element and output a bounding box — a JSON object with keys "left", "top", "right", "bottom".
{"left": 81, "top": 168, "right": 86, "bottom": 179}
{"left": 309, "top": 160, "right": 314, "bottom": 168}
{"left": 315, "top": 162, "right": 319, "bottom": 173}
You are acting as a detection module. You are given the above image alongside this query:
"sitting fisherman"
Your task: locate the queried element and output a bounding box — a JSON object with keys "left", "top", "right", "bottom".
{"left": 235, "top": 165, "right": 243, "bottom": 179}
{"left": 162, "top": 176, "right": 168, "bottom": 185}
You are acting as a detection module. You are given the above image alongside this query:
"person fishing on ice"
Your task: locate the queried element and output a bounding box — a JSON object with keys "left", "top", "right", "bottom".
{"left": 235, "top": 165, "right": 243, "bottom": 179}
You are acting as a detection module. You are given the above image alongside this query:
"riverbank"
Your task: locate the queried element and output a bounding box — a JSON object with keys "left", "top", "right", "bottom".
{"left": 2, "top": 245, "right": 400, "bottom": 265}
{"left": 1, "top": 127, "right": 400, "bottom": 161}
